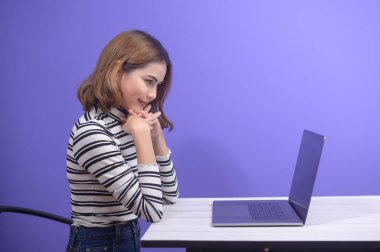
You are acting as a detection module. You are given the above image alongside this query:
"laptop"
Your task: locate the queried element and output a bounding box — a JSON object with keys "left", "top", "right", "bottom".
{"left": 212, "top": 129, "right": 325, "bottom": 227}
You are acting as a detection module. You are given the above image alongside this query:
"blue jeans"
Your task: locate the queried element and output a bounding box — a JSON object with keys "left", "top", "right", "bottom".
{"left": 66, "top": 219, "right": 140, "bottom": 252}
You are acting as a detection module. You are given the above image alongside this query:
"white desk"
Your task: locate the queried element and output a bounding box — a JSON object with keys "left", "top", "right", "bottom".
{"left": 142, "top": 196, "right": 380, "bottom": 251}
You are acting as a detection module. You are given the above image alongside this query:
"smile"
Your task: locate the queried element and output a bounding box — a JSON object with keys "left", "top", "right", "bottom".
{"left": 138, "top": 99, "right": 148, "bottom": 108}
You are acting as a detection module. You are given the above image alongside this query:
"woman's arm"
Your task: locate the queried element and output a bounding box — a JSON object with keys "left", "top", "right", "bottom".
{"left": 152, "top": 130, "right": 169, "bottom": 156}
{"left": 126, "top": 107, "right": 179, "bottom": 204}
{"left": 156, "top": 150, "right": 179, "bottom": 204}
{"left": 128, "top": 121, "right": 156, "bottom": 164}
{"left": 151, "top": 130, "right": 179, "bottom": 204}
{"left": 72, "top": 121, "right": 163, "bottom": 222}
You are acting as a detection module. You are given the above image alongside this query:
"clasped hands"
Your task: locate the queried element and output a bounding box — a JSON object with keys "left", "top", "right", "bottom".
{"left": 120, "top": 105, "right": 162, "bottom": 139}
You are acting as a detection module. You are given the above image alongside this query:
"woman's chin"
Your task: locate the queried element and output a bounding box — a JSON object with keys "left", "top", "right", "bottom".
{"left": 131, "top": 106, "right": 144, "bottom": 114}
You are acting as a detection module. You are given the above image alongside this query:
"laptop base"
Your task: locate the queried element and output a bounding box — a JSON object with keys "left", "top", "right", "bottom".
{"left": 212, "top": 200, "right": 304, "bottom": 227}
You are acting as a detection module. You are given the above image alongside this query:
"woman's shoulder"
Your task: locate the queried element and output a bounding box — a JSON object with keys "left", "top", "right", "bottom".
{"left": 71, "top": 107, "right": 110, "bottom": 134}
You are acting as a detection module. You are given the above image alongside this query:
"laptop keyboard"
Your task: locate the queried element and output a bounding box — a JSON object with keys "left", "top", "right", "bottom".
{"left": 248, "top": 201, "right": 289, "bottom": 220}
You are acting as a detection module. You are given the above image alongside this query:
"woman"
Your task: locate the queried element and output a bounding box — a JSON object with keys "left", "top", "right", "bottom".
{"left": 66, "top": 30, "right": 179, "bottom": 252}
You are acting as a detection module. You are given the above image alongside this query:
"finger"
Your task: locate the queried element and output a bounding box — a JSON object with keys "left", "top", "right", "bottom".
{"left": 151, "top": 111, "right": 161, "bottom": 120}
{"left": 143, "top": 104, "right": 151, "bottom": 113}
{"left": 152, "top": 118, "right": 160, "bottom": 125}
{"left": 139, "top": 111, "right": 147, "bottom": 118}
{"left": 128, "top": 109, "right": 138, "bottom": 116}
{"left": 120, "top": 116, "right": 127, "bottom": 123}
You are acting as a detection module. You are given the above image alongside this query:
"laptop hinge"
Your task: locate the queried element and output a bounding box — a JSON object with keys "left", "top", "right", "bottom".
{"left": 289, "top": 200, "right": 307, "bottom": 223}
{"left": 289, "top": 199, "right": 307, "bottom": 209}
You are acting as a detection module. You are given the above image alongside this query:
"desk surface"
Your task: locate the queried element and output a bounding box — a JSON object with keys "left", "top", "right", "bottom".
{"left": 141, "top": 196, "right": 380, "bottom": 248}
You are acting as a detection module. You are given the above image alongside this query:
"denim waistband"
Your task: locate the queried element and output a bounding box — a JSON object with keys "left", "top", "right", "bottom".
{"left": 69, "top": 219, "right": 139, "bottom": 241}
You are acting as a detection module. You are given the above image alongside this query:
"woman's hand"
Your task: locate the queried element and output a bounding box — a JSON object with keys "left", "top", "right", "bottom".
{"left": 139, "top": 105, "right": 163, "bottom": 139}
{"left": 120, "top": 105, "right": 168, "bottom": 156}
{"left": 120, "top": 110, "right": 157, "bottom": 165}
{"left": 120, "top": 113, "right": 151, "bottom": 135}
{"left": 124, "top": 105, "right": 163, "bottom": 139}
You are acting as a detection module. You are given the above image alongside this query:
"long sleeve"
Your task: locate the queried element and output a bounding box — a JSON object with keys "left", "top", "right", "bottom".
{"left": 71, "top": 121, "right": 163, "bottom": 223}
{"left": 156, "top": 151, "right": 179, "bottom": 204}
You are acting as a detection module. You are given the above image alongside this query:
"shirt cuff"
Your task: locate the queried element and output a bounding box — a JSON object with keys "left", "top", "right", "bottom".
{"left": 155, "top": 148, "right": 171, "bottom": 162}
{"left": 137, "top": 163, "right": 159, "bottom": 171}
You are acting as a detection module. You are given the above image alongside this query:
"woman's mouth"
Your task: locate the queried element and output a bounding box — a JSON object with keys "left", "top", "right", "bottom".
{"left": 138, "top": 99, "right": 148, "bottom": 108}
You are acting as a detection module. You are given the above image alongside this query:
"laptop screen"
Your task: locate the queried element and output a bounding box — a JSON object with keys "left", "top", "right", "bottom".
{"left": 288, "top": 130, "right": 325, "bottom": 222}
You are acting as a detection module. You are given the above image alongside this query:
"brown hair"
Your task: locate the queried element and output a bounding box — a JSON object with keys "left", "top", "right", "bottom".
{"left": 77, "top": 30, "right": 173, "bottom": 130}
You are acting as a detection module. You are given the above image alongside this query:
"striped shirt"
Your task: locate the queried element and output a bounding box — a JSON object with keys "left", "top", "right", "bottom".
{"left": 66, "top": 106, "right": 179, "bottom": 227}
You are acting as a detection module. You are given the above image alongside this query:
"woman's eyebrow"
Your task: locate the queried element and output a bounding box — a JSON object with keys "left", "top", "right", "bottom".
{"left": 145, "top": 75, "right": 158, "bottom": 82}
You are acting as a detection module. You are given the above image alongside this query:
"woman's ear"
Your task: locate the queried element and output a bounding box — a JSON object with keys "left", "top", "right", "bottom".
{"left": 110, "top": 60, "right": 123, "bottom": 86}
{"left": 115, "top": 60, "right": 122, "bottom": 72}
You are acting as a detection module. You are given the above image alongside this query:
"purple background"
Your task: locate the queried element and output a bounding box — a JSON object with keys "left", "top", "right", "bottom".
{"left": 1, "top": 1, "right": 379, "bottom": 251}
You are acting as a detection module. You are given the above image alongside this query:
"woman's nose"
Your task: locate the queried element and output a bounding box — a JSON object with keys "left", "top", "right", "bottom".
{"left": 147, "top": 89, "right": 156, "bottom": 101}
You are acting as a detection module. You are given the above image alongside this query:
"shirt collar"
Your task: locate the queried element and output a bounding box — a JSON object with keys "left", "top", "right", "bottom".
{"left": 106, "top": 107, "right": 128, "bottom": 122}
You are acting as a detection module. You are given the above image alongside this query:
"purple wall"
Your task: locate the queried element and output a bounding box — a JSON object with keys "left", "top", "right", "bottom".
{"left": 1, "top": 1, "right": 379, "bottom": 251}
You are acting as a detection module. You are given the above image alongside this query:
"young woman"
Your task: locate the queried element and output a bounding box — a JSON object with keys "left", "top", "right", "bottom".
{"left": 66, "top": 30, "right": 179, "bottom": 252}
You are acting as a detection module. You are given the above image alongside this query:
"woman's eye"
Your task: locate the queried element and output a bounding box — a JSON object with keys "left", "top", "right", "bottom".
{"left": 145, "top": 79, "right": 154, "bottom": 85}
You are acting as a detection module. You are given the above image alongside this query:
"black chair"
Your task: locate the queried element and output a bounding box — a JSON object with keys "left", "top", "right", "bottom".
{"left": 0, "top": 205, "right": 72, "bottom": 225}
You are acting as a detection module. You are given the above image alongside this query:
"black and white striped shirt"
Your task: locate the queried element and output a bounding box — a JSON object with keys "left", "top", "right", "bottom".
{"left": 66, "top": 106, "right": 179, "bottom": 227}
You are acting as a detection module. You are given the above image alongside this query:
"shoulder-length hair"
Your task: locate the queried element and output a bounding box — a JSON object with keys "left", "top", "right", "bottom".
{"left": 78, "top": 30, "right": 173, "bottom": 131}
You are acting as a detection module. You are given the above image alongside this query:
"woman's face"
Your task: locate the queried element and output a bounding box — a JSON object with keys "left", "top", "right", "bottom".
{"left": 118, "top": 61, "right": 167, "bottom": 113}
